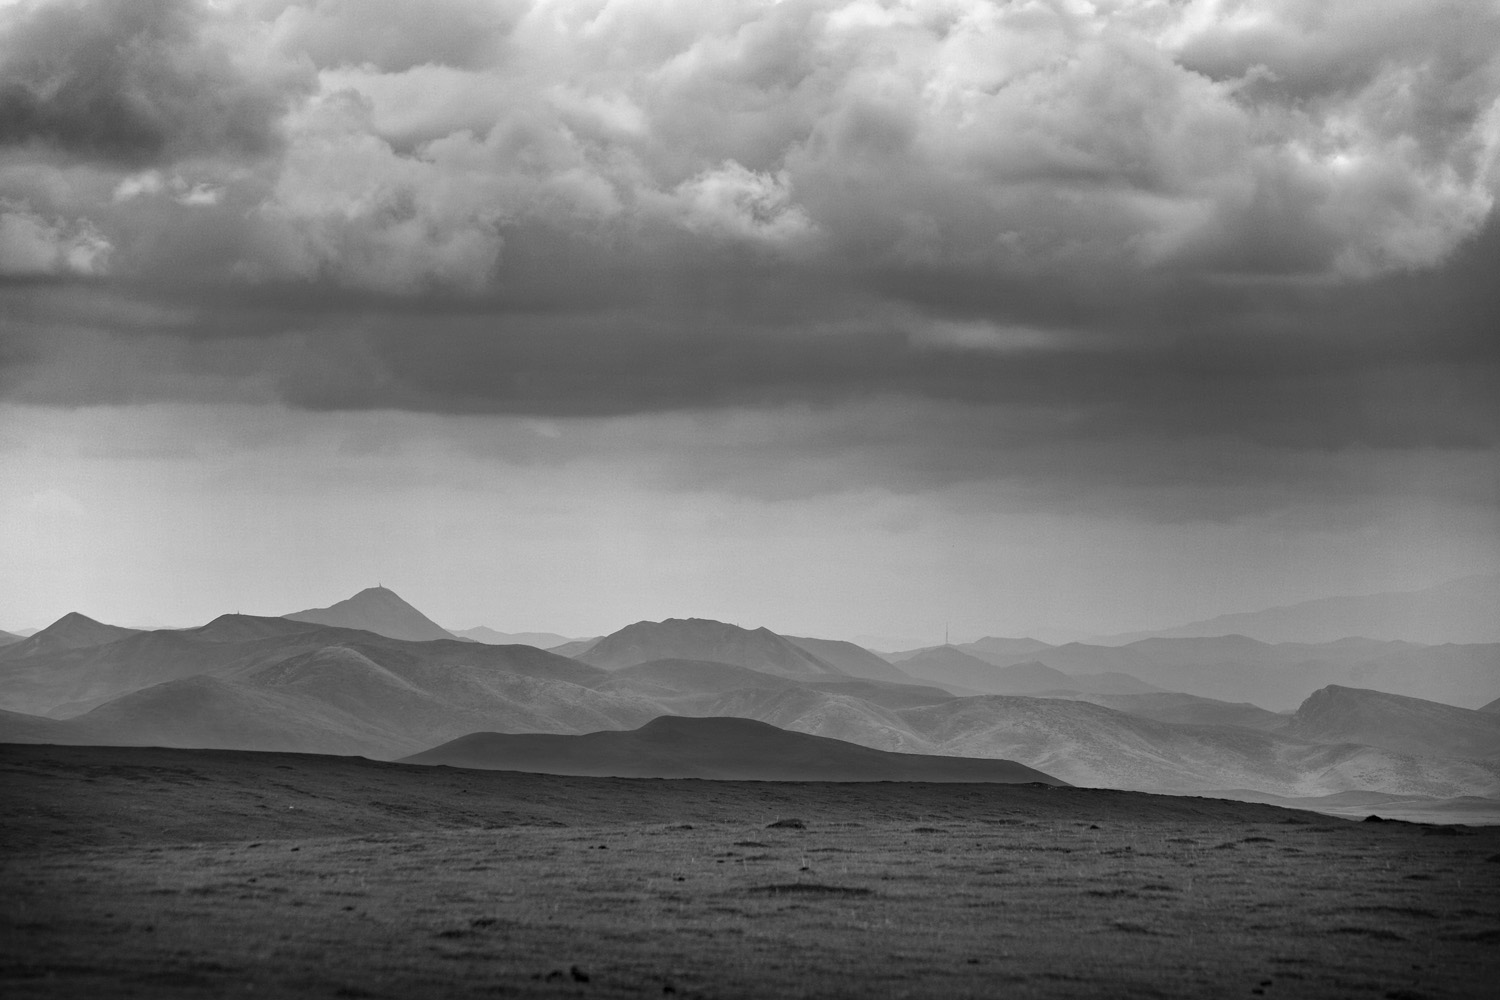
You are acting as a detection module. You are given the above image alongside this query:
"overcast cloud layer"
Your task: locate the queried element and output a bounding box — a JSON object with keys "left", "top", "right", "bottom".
{"left": 1, "top": 0, "right": 1497, "bottom": 632}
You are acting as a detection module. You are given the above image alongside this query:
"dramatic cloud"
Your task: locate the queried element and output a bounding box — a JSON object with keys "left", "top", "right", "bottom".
{"left": 1, "top": 0, "right": 1494, "bottom": 292}
{"left": 0, "top": 0, "right": 1497, "bottom": 525}
{"left": 0, "top": 0, "right": 304, "bottom": 167}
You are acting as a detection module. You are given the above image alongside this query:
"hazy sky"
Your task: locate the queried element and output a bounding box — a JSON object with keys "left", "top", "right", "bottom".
{"left": 2, "top": 0, "right": 1498, "bottom": 641}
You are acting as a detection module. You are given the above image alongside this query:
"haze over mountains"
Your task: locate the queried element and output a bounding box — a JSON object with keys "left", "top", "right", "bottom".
{"left": 2, "top": 583, "right": 1498, "bottom": 809}
{"left": 888, "top": 634, "right": 1500, "bottom": 711}
{"left": 450, "top": 627, "right": 577, "bottom": 648}
{"left": 1090, "top": 574, "right": 1500, "bottom": 645}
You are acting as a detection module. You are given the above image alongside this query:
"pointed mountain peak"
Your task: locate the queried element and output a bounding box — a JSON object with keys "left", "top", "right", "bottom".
{"left": 40, "top": 611, "right": 135, "bottom": 638}
{"left": 0, "top": 612, "right": 138, "bottom": 659}
{"left": 284, "top": 587, "right": 455, "bottom": 643}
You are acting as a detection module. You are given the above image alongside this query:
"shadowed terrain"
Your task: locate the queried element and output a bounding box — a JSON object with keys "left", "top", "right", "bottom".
{"left": 403, "top": 715, "right": 1064, "bottom": 783}
{"left": 2, "top": 743, "right": 1497, "bottom": 1000}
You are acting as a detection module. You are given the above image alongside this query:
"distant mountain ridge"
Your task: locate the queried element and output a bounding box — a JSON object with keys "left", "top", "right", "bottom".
{"left": 890, "top": 634, "right": 1500, "bottom": 711}
{"left": 450, "top": 627, "right": 577, "bottom": 648}
{"left": 1094, "top": 574, "right": 1500, "bottom": 645}
{"left": 1, "top": 616, "right": 1496, "bottom": 797}
{"left": 404, "top": 715, "right": 1065, "bottom": 784}
{"left": 892, "top": 645, "right": 1159, "bottom": 698}
{"left": 1283, "top": 685, "right": 1500, "bottom": 761}
{"left": 783, "top": 636, "right": 917, "bottom": 684}
{"left": 285, "top": 587, "right": 455, "bottom": 642}
{"left": 3, "top": 587, "right": 1498, "bottom": 802}
{"left": 0, "top": 612, "right": 139, "bottom": 661}
{"left": 577, "top": 618, "right": 846, "bottom": 679}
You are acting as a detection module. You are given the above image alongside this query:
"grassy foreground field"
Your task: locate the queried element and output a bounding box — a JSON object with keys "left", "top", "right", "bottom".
{"left": 2, "top": 744, "right": 1497, "bottom": 999}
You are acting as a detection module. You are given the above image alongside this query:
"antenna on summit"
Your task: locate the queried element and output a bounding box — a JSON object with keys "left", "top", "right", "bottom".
{"left": 945, "top": 622, "right": 949, "bottom": 646}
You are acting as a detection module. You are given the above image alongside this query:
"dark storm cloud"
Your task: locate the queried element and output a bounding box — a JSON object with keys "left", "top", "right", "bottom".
{"left": 0, "top": 0, "right": 301, "bottom": 167}
{"left": 1, "top": 0, "right": 1497, "bottom": 519}
{"left": 7, "top": 216, "right": 1495, "bottom": 454}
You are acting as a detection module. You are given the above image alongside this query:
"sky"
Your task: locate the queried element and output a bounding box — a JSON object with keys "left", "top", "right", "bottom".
{"left": 1, "top": 0, "right": 1498, "bottom": 642}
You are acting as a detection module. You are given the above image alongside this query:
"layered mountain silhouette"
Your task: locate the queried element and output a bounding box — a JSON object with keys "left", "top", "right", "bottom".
{"left": 2, "top": 588, "right": 1498, "bottom": 801}
{"left": 892, "top": 645, "right": 1157, "bottom": 697}
{"left": 0, "top": 629, "right": 22, "bottom": 647}
{"left": 451, "top": 627, "right": 576, "bottom": 648}
{"left": 1094, "top": 574, "right": 1500, "bottom": 645}
{"left": 577, "top": 618, "right": 845, "bottom": 679}
{"left": 285, "top": 586, "right": 454, "bottom": 642}
{"left": 404, "top": 715, "right": 1065, "bottom": 783}
{"left": 891, "top": 634, "right": 1500, "bottom": 711}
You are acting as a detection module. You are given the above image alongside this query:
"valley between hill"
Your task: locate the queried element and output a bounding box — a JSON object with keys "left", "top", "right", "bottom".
{"left": 3, "top": 743, "right": 1498, "bottom": 1000}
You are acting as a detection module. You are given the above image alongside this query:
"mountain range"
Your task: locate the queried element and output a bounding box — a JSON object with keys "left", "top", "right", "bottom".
{"left": 1090, "top": 574, "right": 1500, "bottom": 645}
{"left": 450, "top": 627, "right": 577, "bottom": 648}
{"left": 889, "top": 633, "right": 1500, "bottom": 711}
{"left": 1, "top": 587, "right": 1497, "bottom": 802}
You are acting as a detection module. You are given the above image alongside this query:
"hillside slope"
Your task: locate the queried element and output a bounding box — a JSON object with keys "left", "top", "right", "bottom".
{"left": 285, "top": 586, "right": 454, "bottom": 642}
{"left": 404, "top": 715, "right": 1065, "bottom": 784}
{"left": 1283, "top": 685, "right": 1500, "bottom": 760}
{"left": 578, "top": 618, "right": 845, "bottom": 679}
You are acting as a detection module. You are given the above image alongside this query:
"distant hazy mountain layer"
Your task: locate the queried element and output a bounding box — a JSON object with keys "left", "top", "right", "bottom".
{"left": 4, "top": 593, "right": 1498, "bottom": 801}
{"left": 2, "top": 618, "right": 1497, "bottom": 799}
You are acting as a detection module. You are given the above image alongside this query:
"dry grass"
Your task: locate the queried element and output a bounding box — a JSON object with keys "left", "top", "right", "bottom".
{"left": 2, "top": 744, "right": 1498, "bottom": 999}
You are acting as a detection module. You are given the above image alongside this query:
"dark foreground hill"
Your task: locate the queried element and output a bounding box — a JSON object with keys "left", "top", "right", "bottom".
{"left": 403, "top": 715, "right": 1065, "bottom": 783}
{"left": 3, "top": 742, "right": 1498, "bottom": 1000}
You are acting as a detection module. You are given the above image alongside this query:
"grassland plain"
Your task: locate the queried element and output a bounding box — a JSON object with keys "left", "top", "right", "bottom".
{"left": 2, "top": 744, "right": 1498, "bottom": 999}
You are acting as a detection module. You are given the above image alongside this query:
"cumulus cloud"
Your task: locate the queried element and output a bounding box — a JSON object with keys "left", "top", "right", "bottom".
{"left": 0, "top": 0, "right": 1493, "bottom": 296}
{"left": 0, "top": 201, "right": 110, "bottom": 275}
{"left": 0, "top": 0, "right": 1497, "bottom": 519}
{"left": 0, "top": 0, "right": 305, "bottom": 167}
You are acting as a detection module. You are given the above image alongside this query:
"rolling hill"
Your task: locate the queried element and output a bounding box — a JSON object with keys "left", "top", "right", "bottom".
{"left": 577, "top": 618, "right": 845, "bottom": 679}
{"left": 1282, "top": 685, "right": 1500, "bottom": 760}
{"left": 0, "top": 612, "right": 139, "bottom": 661}
{"left": 2, "top": 602, "right": 1496, "bottom": 801}
{"left": 1041, "top": 691, "right": 1288, "bottom": 731}
{"left": 783, "top": 635, "right": 917, "bottom": 683}
{"left": 404, "top": 714, "right": 1065, "bottom": 783}
{"left": 284, "top": 586, "right": 454, "bottom": 642}
{"left": 0, "top": 616, "right": 655, "bottom": 754}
